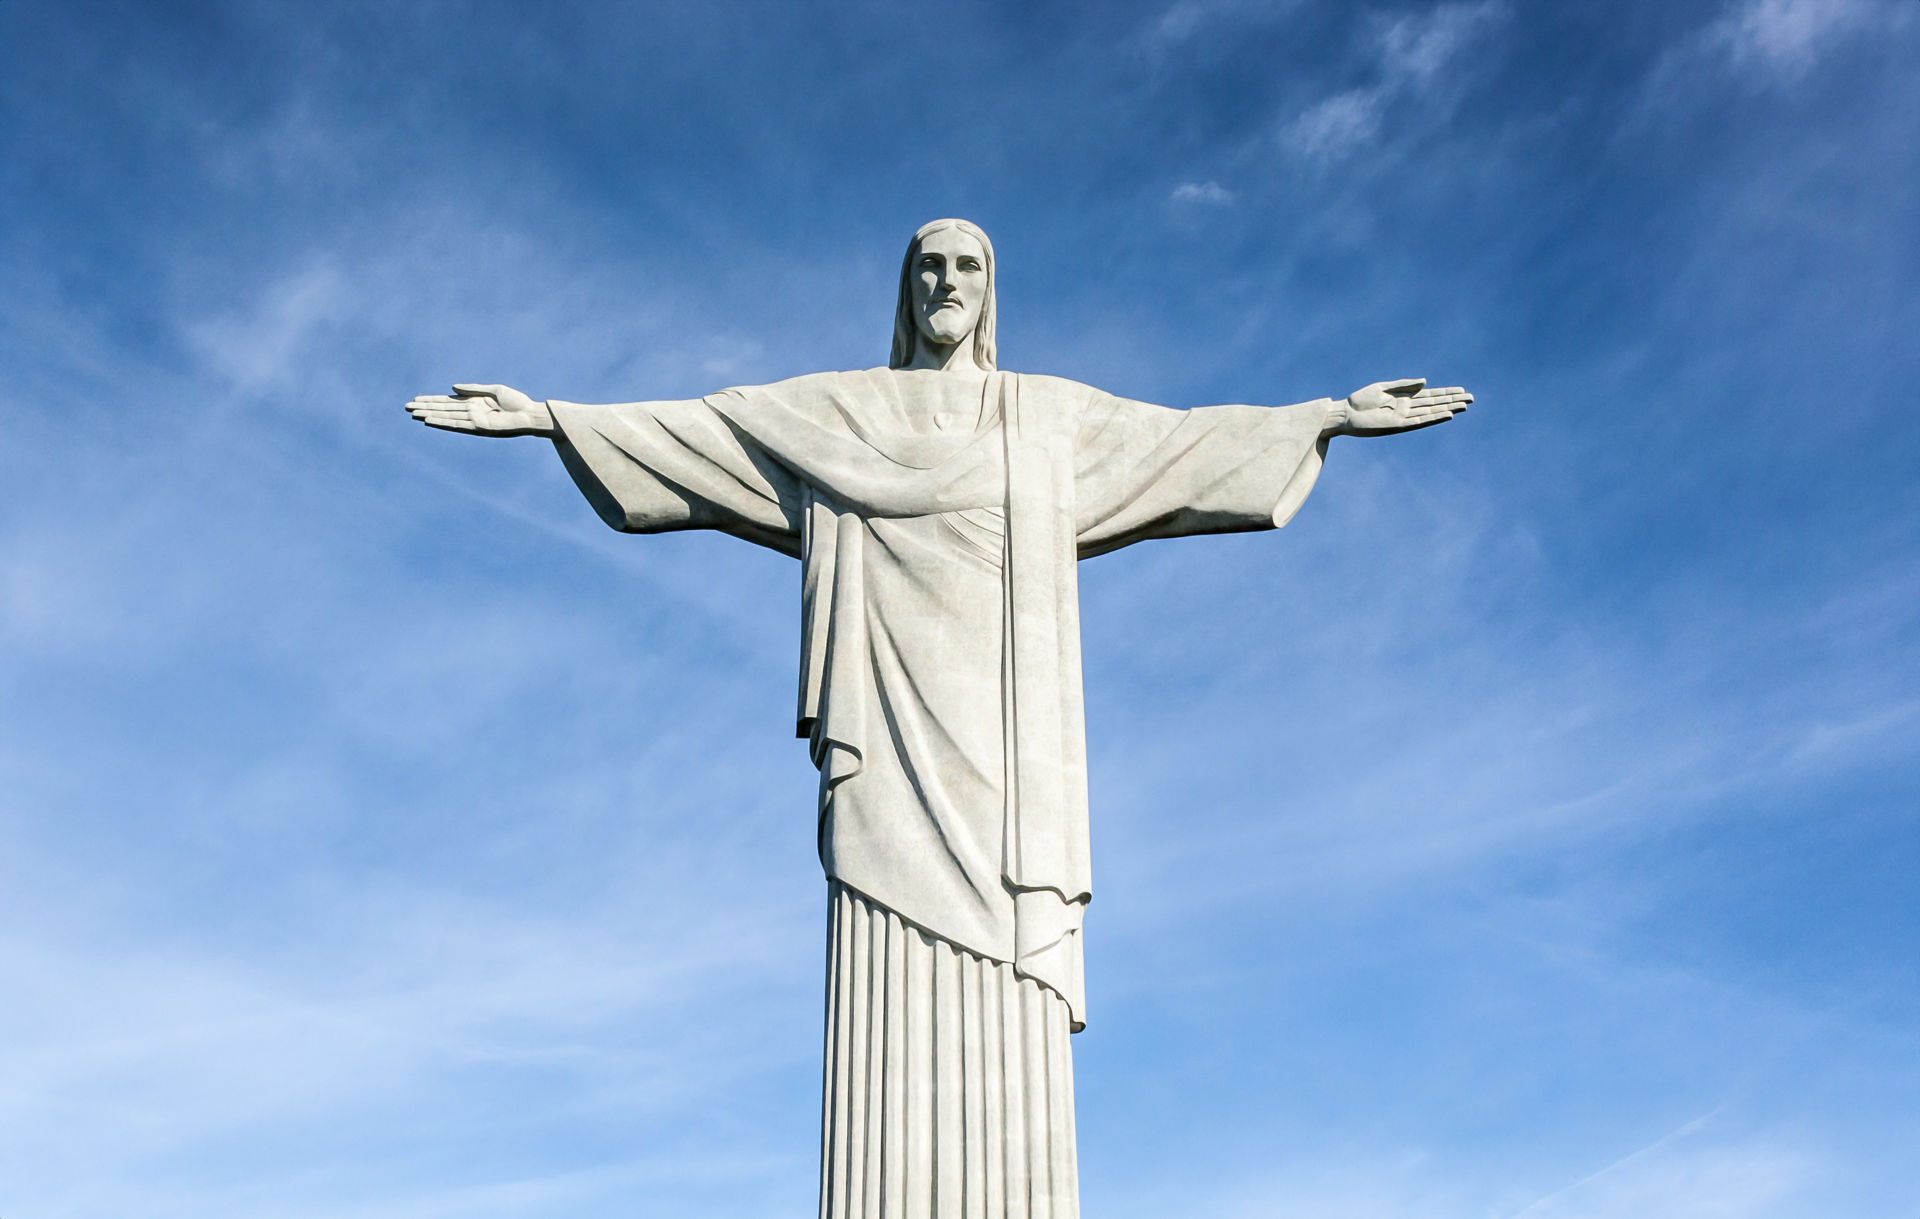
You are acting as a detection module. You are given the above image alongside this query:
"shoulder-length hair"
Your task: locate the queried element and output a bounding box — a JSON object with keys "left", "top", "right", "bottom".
{"left": 889, "top": 218, "right": 997, "bottom": 371}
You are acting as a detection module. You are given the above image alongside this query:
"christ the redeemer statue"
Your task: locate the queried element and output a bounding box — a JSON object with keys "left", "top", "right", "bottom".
{"left": 407, "top": 218, "right": 1469, "bottom": 1219}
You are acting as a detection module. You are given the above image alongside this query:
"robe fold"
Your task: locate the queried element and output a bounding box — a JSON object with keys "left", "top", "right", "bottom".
{"left": 549, "top": 368, "right": 1333, "bottom": 1030}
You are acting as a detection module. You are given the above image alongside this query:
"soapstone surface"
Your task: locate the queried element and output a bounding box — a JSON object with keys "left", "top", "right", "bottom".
{"left": 407, "top": 217, "right": 1469, "bottom": 1217}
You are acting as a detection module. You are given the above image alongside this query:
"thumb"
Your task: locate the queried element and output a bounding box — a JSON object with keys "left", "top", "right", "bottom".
{"left": 1382, "top": 377, "right": 1426, "bottom": 396}
{"left": 452, "top": 383, "right": 509, "bottom": 398}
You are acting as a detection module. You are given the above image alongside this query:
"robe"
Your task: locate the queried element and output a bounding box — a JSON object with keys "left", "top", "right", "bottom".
{"left": 548, "top": 368, "right": 1334, "bottom": 1030}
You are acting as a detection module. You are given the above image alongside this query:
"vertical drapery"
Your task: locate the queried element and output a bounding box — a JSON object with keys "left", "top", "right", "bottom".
{"left": 820, "top": 881, "right": 1079, "bottom": 1219}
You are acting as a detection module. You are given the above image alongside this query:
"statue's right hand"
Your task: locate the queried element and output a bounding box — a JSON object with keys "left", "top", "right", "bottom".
{"left": 405, "top": 383, "right": 557, "bottom": 437}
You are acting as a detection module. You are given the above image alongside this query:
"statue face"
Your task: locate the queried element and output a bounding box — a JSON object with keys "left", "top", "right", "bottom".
{"left": 910, "top": 228, "right": 988, "bottom": 352}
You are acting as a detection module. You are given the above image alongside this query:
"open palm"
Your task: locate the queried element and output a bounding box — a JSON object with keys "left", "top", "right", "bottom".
{"left": 1340, "top": 378, "right": 1472, "bottom": 435}
{"left": 404, "top": 383, "right": 557, "bottom": 437}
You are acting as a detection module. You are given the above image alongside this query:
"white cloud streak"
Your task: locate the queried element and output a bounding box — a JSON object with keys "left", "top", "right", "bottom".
{"left": 1708, "top": 0, "right": 1905, "bottom": 79}
{"left": 1280, "top": 2, "right": 1506, "bottom": 161}
{"left": 1171, "top": 180, "right": 1235, "bottom": 205}
{"left": 1629, "top": 0, "right": 1913, "bottom": 125}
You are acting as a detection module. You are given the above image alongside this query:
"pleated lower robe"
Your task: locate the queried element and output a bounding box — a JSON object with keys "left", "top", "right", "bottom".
{"left": 821, "top": 882, "right": 1079, "bottom": 1219}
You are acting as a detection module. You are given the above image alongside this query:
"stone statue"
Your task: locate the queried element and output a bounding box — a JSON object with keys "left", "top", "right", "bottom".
{"left": 406, "top": 218, "right": 1469, "bottom": 1218}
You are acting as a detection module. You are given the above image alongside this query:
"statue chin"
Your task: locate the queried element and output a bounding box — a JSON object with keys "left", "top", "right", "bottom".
{"left": 918, "top": 314, "right": 976, "bottom": 349}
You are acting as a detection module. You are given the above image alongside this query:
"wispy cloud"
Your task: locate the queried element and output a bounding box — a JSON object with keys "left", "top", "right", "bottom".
{"left": 1629, "top": 0, "right": 1912, "bottom": 124}
{"left": 1707, "top": 0, "right": 1906, "bottom": 80}
{"left": 1171, "top": 180, "right": 1235, "bottom": 206}
{"left": 1139, "top": 0, "right": 1304, "bottom": 56}
{"left": 1284, "top": 89, "right": 1387, "bottom": 161}
{"left": 186, "top": 259, "right": 355, "bottom": 393}
{"left": 1503, "top": 1122, "right": 1815, "bottom": 1218}
{"left": 1280, "top": 2, "right": 1506, "bottom": 161}
{"left": 1083, "top": 1119, "right": 1818, "bottom": 1219}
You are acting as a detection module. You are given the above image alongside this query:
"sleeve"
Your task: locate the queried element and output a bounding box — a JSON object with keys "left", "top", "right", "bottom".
{"left": 1073, "top": 390, "right": 1337, "bottom": 559}
{"left": 547, "top": 397, "right": 806, "bottom": 558}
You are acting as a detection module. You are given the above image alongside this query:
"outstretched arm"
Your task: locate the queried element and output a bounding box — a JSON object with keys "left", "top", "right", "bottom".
{"left": 405, "top": 383, "right": 557, "bottom": 437}
{"left": 1072, "top": 387, "right": 1334, "bottom": 556}
{"left": 403, "top": 382, "right": 803, "bottom": 555}
{"left": 1322, "top": 378, "right": 1471, "bottom": 438}
{"left": 1071, "top": 375, "right": 1471, "bottom": 557}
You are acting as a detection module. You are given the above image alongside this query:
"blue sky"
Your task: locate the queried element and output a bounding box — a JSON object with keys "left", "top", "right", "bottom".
{"left": 2, "top": 0, "right": 1916, "bottom": 1215}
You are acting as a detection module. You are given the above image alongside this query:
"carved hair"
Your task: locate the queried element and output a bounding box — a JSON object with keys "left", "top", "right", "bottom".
{"left": 889, "top": 218, "right": 997, "bottom": 371}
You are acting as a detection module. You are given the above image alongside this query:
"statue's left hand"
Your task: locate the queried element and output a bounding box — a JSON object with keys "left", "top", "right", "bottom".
{"left": 1332, "top": 378, "right": 1471, "bottom": 437}
{"left": 405, "top": 383, "right": 558, "bottom": 438}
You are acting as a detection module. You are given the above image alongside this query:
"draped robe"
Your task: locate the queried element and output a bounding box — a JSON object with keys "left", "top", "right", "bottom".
{"left": 548, "top": 368, "right": 1335, "bottom": 1032}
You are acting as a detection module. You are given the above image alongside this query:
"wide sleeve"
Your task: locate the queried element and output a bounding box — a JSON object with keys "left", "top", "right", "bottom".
{"left": 1072, "top": 390, "right": 1338, "bottom": 559}
{"left": 547, "top": 397, "right": 805, "bottom": 557}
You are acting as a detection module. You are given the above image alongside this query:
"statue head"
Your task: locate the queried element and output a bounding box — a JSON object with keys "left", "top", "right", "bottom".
{"left": 889, "top": 218, "right": 997, "bottom": 371}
